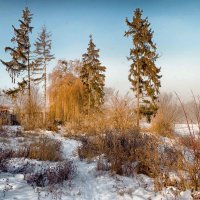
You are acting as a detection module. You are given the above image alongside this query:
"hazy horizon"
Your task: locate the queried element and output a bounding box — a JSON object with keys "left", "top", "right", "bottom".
{"left": 0, "top": 0, "right": 200, "bottom": 100}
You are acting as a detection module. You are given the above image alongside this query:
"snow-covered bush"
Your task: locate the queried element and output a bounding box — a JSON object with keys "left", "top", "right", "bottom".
{"left": 78, "top": 130, "right": 160, "bottom": 178}
{"left": 23, "top": 136, "right": 62, "bottom": 161}
{"left": 0, "top": 135, "right": 63, "bottom": 162}
{"left": 0, "top": 149, "right": 14, "bottom": 171}
{"left": 25, "top": 160, "right": 76, "bottom": 187}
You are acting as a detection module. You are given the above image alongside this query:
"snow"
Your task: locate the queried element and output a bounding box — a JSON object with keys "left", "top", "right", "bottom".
{"left": 0, "top": 126, "right": 195, "bottom": 199}
{"left": 175, "top": 124, "right": 199, "bottom": 136}
{"left": 0, "top": 173, "right": 39, "bottom": 200}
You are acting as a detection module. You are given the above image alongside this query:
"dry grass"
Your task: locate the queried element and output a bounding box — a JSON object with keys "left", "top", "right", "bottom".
{"left": 173, "top": 92, "right": 200, "bottom": 191}
{"left": 14, "top": 87, "right": 44, "bottom": 130}
{"left": 46, "top": 121, "right": 59, "bottom": 132}
{"left": 106, "top": 92, "right": 136, "bottom": 133}
{"left": 78, "top": 130, "right": 160, "bottom": 178}
{"left": 25, "top": 160, "right": 76, "bottom": 188}
{"left": 64, "top": 92, "right": 136, "bottom": 137}
{"left": 0, "top": 118, "right": 3, "bottom": 131}
{"left": 0, "top": 149, "right": 14, "bottom": 170}
{"left": 19, "top": 136, "right": 63, "bottom": 161}
{"left": 0, "top": 152, "right": 75, "bottom": 189}
{"left": 154, "top": 143, "right": 185, "bottom": 191}
{"left": 0, "top": 134, "right": 75, "bottom": 191}
{"left": 151, "top": 93, "right": 178, "bottom": 137}
{"left": 0, "top": 136, "right": 63, "bottom": 164}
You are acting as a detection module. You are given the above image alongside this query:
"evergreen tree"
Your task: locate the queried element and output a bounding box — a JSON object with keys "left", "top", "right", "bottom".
{"left": 80, "top": 35, "right": 106, "bottom": 114}
{"left": 125, "top": 8, "right": 161, "bottom": 127}
{"left": 34, "top": 26, "right": 54, "bottom": 124}
{"left": 0, "top": 7, "right": 33, "bottom": 112}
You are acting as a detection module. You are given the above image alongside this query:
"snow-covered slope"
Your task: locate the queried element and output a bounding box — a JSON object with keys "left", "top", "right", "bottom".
{"left": 0, "top": 128, "right": 193, "bottom": 199}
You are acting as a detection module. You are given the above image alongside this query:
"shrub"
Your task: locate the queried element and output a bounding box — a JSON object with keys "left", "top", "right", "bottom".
{"left": 160, "top": 145, "right": 184, "bottom": 171}
{"left": 0, "top": 136, "right": 63, "bottom": 164}
{"left": 0, "top": 118, "right": 3, "bottom": 131}
{"left": 64, "top": 92, "right": 136, "bottom": 137}
{"left": 0, "top": 149, "right": 14, "bottom": 171}
{"left": 78, "top": 130, "right": 160, "bottom": 178}
{"left": 72, "top": 113, "right": 110, "bottom": 136}
{"left": 154, "top": 143, "right": 185, "bottom": 191}
{"left": 175, "top": 93, "right": 200, "bottom": 191}
{"left": 106, "top": 92, "right": 136, "bottom": 133}
{"left": 25, "top": 160, "right": 76, "bottom": 187}
{"left": 19, "top": 136, "right": 63, "bottom": 161}
{"left": 14, "top": 87, "right": 44, "bottom": 130}
{"left": 0, "top": 155, "right": 76, "bottom": 188}
{"left": 46, "top": 122, "right": 59, "bottom": 132}
{"left": 151, "top": 93, "right": 178, "bottom": 137}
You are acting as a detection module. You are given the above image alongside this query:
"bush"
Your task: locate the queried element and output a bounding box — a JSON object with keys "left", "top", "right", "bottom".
{"left": 0, "top": 149, "right": 14, "bottom": 171}
{"left": 14, "top": 87, "right": 44, "bottom": 130}
{"left": 178, "top": 135, "right": 200, "bottom": 191}
{"left": 106, "top": 92, "right": 136, "bottom": 133}
{"left": 19, "top": 136, "right": 63, "bottom": 161}
{"left": 151, "top": 93, "right": 178, "bottom": 137}
{"left": 46, "top": 122, "right": 59, "bottom": 132}
{"left": 64, "top": 92, "right": 136, "bottom": 137}
{"left": 0, "top": 118, "right": 3, "bottom": 131}
{"left": 78, "top": 130, "right": 160, "bottom": 178}
{"left": 0, "top": 155, "right": 76, "bottom": 188}
{"left": 0, "top": 137, "right": 76, "bottom": 191}
{"left": 72, "top": 113, "right": 110, "bottom": 136}
{"left": 0, "top": 136, "right": 63, "bottom": 164}
{"left": 154, "top": 143, "right": 185, "bottom": 191}
{"left": 25, "top": 160, "right": 76, "bottom": 187}
{"left": 171, "top": 93, "right": 200, "bottom": 191}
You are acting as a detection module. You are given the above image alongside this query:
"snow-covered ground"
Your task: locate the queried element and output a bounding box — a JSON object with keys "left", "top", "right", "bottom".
{"left": 0, "top": 126, "right": 195, "bottom": 199}
{"left": 175, "top": 124, "right": 199, "bottom": 137}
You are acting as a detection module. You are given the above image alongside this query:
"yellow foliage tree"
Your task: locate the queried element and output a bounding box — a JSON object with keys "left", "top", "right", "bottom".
{"left": 48, "top": 60, "right": 84, "bottom": 123}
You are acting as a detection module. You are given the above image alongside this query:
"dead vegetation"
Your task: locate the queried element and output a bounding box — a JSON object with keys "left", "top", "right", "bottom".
{"left": 20, "top": 136, "right": 63, "bottom": 161}
{"left": 151, "top": 93, "right": 179, "bottom": 137}
{"left": 0, "top": 135, "right": 63, "bottom": 165}
{"left": 153, "top": 92, "right": 200, "bottom": 192}
{"left": 14, "top": 87, "right": 44, "bottom": 130}
{"left": 76, "top": 92, "right": 200, "bottom": 192}
{"left": 0, "top": 133, "right": 76, "bottom": 191}
{"left": 2, "top": 90, "right": 200, "bottom": 194}
{"left": 63, "top": 92, "right": 136, "bottom": 137}
{"left": 0, "top": 5, "right": 199, "bottom": 199}
{"left": 78, "top": 130, "right": 160, "bottom": 177}
{"left": 25, "top": 160, "right": 76, "bottom": 188}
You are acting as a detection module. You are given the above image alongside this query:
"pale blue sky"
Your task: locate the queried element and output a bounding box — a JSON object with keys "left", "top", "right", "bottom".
{"left": 0, "top": 0, "right": 200, "bottom": 99}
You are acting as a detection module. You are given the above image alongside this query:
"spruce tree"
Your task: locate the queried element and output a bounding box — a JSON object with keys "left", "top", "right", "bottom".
{"left": 125, "top": 8, "right": 161, "bottom": 127}
{"left": 34, "top": 26, "right": 54, "bottom": 124}
{"left": 80, "top": 35, "right": 106, "bottom": 114}
{"left": 0, "top": 7, "right": 33, "bottom": 113}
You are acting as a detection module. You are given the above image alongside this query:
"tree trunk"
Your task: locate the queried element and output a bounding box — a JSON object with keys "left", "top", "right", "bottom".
{"left": 136, "top": 63, "right": 140, "bottom": 129}
{"left": 28, "top": 51, "right": 31, "bottom": 121}
{"left": 44, "top": 61, "right": 47, "bottom": 126}
{"left": 88, "top": 69, "right": 91, "bottom": 115}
